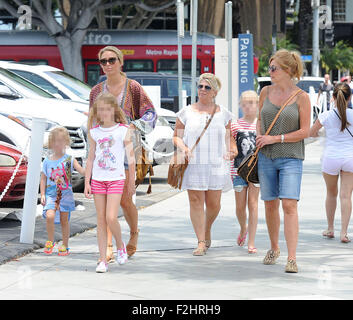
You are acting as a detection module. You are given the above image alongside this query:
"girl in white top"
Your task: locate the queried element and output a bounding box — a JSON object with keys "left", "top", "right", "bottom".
{"left": 173, "top": 73, "right": 237, "bottom": 256}
{"left": 310, "top": 82, "right": 353, "bottom": 243}
{"left": 85, "top": 92, "right": 135, "bottom": 273}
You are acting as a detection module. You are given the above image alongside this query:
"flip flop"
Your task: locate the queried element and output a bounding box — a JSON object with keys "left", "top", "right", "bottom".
{"left": 248, "top": 247, "right": 257, "bottom": 254}
{"left": 322, "top": 230, "right": 335, "bottom": 238}
{"left": 237, "top": 231, "right": 248, "bottom": 246}
{"left": 341, "top": 235, "right": 351, "bottom": 243}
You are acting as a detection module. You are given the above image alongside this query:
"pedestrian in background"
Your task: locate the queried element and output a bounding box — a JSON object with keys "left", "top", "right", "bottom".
{"left": 85, "top": 92, "right": 135, "bottom": 273}
{"left": 310, "top": 82, "right": 353, "bottom": 243}
{"left": 256, "top": 49, "right": 311, "bottom": 273}
{"left": 317, "top": 74, "right": 333, "bottom": 112}
{"left": 230, "top": 90, "right": 259, "bottom": 254}
{"left": 173, "top": 73, "right": 237, "bottom": 256}
{"left": 40, "top": 127, "right": 85, "bottom": 256}
{"left": 89, "top": 46, "right": 157, "bottom": 260}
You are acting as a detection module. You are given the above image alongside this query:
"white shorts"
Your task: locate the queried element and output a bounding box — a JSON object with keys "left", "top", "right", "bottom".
{"left": 322, "top": 157, "right": 353, "bottom": 175}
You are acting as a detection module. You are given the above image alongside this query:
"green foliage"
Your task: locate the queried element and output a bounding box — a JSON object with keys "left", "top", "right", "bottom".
{"left": 320, "top": 41, "right": 353, "bottom": 74}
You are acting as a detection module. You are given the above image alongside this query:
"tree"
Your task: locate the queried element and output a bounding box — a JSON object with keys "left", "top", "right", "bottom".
{"left": 320, "top": 41, "right": 353, "bottom": 76}
{"left": 0, "top": 0, "right": 177, "bottom": 80}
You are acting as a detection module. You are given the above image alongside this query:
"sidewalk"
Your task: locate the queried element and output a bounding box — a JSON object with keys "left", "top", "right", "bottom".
{"left": 1, "top": 139, "right": 353, "bottom": 300}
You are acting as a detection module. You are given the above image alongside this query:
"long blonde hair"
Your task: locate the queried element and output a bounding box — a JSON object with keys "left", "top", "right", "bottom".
{"left": 87, "top": 92, "right": 127, "bottom": 137}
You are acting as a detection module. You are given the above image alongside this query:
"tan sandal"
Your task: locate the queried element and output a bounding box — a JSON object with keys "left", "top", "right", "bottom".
{"left": 193, "top": 240, "right": 207, "bottom": 256}
{"left": 126, "top": 229, "right": 139, "bottom": 257}
{"left": 205, "top": 239, "right": 211, "bottom": 250}
{"left": 263, "top": 249, "right": 280, "bottom": 265}
{"left": 106, "top": 244, "right": 115, "bottom": 263}
{"left": 285, "top": 259, "right": 298, "bottom": 273}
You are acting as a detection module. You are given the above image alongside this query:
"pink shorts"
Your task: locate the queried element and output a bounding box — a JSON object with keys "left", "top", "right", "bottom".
{"left": 322, "top": 157, "right": 353, "bottom": 175}
{"left": 91, "top": 179, "right": 125, "bottom": 194}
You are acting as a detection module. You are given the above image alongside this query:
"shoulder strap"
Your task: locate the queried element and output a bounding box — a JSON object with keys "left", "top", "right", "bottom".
{"left": 333, "top": 109, "right": 353, "bottom": 137}
{"left": 190, "top": 104, "right": 218, "bottom": 153}
{"left": 254, "top": 89, "right": 302, "bottom": 156}
{"left": 121, "top": 78, "right": 129, "bottom": 110}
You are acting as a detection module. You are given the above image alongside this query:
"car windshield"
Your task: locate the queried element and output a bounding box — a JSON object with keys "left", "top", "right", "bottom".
{"left": 297, "top": 80, "right": 323, "bottom": 93}
{"left": 0, "top": 68, "right": 55, "bottom": 98}
{"left": 167, "top": 79, "right": 192, "bottom": 97}
{"left": 44, "top": 71, "right": 92, "bottom": 100}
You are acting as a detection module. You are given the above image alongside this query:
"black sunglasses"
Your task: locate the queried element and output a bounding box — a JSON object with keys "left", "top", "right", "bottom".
{"left": 197, "top": 84, "right": 212, "bottom": 91}
{"left": 99, "top": 57, "right": 118, "bottom": 66}
{"left": 268, "top": 65, "right": 281, "bottom": 73}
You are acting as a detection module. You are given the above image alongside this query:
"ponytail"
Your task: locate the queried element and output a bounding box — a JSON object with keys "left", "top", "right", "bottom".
{"left": 333, "top": 82, "right": 351, "bottom": 131}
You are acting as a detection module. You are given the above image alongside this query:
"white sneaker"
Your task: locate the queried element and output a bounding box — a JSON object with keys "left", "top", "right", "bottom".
{"left": 117, "top": 242, "right": 128, "bottom": 265}
{"left": 96, "top": 261, "right": 108, "bottom": 273}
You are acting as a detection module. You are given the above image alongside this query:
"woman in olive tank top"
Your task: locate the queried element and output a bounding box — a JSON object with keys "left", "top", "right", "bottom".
{"left": 256, "top": 49, "right": 311, "bottom": 273}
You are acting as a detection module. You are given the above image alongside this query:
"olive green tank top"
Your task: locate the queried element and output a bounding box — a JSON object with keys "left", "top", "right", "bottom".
{"left": 260, "top": 95, "right": 305, "bottom": 160}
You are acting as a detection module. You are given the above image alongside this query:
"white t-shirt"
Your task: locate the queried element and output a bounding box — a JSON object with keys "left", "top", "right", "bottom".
{"left": 90, "top": 123, "right": 129, "bottom": 181}
{"left": 318, "top": 108, "right": 353, "bottom": 159}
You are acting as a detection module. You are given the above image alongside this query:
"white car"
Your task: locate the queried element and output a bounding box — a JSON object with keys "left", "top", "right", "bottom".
{"left": 0, "top": 61, "right": 91, "bottom": 105}
{"left": 0, "top": 70, "right": 87, "bottom": 189}
{"left": 256, "top": 76, "right": 325, "bottom": 126}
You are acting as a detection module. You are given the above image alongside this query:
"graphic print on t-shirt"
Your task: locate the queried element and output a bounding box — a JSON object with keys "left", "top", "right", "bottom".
{"left": 97, "top": 135, "right": 117, "bottom": 170}
{"left": 48, "top": 156, "right": 72, "bottom": 190}
{"left": 234, "top": 130, "right": 256, "bottom": 168}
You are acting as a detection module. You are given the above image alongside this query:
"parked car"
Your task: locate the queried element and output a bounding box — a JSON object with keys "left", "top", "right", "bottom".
{"left": 0, "top": 68, "right": 88, "bottom": 189}
{"left": 99, "top": 72, "right": 194, "bottom": 114}
{"left": 0, "top": 141, "right": 27, "bottom": 202}
{"left": 0, "top": 61, "right": 91, "bottom": 105}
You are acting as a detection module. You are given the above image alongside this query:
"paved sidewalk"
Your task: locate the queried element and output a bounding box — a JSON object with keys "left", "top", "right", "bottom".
{"left": 1, "top": 139, "right": 353, "bottom": 300}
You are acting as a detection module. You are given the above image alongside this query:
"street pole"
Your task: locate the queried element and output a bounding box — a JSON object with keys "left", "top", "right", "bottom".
{"left": 272, "top": 0, "right": 277, "bottom": 54}
{"left": 20, "top": 117, "right": 46, "bottom": 244}
{"left": 190, "top": 0, "right": 198, "bottom": 104}
{"left": 312, "top": 0, "right": 320, "bottom": 77}
{"left": 177, "top": 0, "right": 184, "bottom": 111}
{"left": 225, "top": 1, "right": 232, "bottom": 112}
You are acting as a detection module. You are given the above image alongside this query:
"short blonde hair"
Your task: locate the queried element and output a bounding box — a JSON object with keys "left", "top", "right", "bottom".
{"left": 47, "top": 127, "right": 71, "bottom": 149}
{"left": 269, "top": 49, "right": 303, "bottom": 83}
{"left": 240, "top": 90, "right": 259, "bottom": 103}
{"left": 198, "top": 73, "right": 222, "bottom": 93}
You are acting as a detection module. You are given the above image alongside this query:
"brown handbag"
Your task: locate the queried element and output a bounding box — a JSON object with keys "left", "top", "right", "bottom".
{"left": 237, "top": 89, "right": 302, "bottom": 184}
{"left": 168, "top": 104, "right": 217, "bottom": 189}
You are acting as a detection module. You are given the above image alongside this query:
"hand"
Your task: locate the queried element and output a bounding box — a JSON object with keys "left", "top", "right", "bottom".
{"left": 224, "top": 150, "right": 237, "bottom": 160}
{"left": 183, "top": 147, "right": 193, "bottom": 162}
{"left": 256, "top": 135, "right": 275, "bottom": 149}
{"left": 84, "top": 184, "right": 92, "bottom": 199}
{"left": 40, "top": 195, "right": 46, "bottom": 206}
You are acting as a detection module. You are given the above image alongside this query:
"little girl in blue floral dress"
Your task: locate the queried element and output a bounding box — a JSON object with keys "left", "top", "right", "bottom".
{"left": 40, "top": 127, "right": 85, "bottom": 256}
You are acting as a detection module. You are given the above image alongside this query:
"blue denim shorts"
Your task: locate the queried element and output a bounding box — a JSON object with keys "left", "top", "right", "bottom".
{"left": 232, "top": 175, "right": 260, "bottom": 192}
{"left": 258, "top": 152, "right": 303, "bottom": 201}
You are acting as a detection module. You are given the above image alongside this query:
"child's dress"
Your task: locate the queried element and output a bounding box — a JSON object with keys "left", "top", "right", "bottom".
{"left": 42, "top": 154, "right": 75, "bottom": 224}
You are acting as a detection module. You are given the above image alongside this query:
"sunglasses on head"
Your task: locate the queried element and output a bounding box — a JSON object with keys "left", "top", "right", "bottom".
{"left": 197, "top": 84, "right": 212, "bottom": 91}
{"left": 99, "top": 57, "right": 118, "bottom": 66}
{"left": 268, "top": 65, "right": 281, "bottom": 73}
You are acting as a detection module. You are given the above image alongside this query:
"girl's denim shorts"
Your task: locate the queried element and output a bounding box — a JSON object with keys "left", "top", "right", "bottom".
{"left": 232, "top": 175, "right": 260, "bottom": 192}
{"left": 258, "top": 152, "right": 303, "bottom": 201}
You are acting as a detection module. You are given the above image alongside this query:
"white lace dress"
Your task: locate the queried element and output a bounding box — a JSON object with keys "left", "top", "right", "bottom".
{"left": 176, "top": 104, "right": 233, "bottom": 191}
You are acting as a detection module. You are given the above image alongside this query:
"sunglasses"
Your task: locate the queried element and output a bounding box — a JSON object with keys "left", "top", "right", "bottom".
{"left": 99, "top": 57, "right": 118, "bottom": 66}
{"left": 268, "top": 65, "right": 281, "bottom": 73}
{"left": 197, "top": 84, "right": 212, "bottom": 91}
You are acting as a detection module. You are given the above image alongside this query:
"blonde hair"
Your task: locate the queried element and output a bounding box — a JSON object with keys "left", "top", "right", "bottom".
{"left": 47, "top": 127, "right": 71, "bottom": 150}
{"left": 240, "top": 90, "right": 259, "bottom": 103}
{"left": 198, "top": 73, "right": 222, "bottom": 93}
{"left": 333, "top": 82, "right": 351, "bottom": 131}
{"left": 87, "top": 92, "right": 127, "bottom": 137}
{"left": 269, "top": 49, "right": 303, "bottom": 83}
{"left": 98, "top": 46, "right": 125, "bottom": 77}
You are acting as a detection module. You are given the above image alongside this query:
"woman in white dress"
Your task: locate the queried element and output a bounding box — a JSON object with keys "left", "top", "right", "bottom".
{"left": 173, "top": 73, "right": 237, "bottom": 256}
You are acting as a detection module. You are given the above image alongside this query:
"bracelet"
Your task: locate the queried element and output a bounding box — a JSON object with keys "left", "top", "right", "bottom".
{"left": 281, "top": 134, "right": 285, "bottom": 143}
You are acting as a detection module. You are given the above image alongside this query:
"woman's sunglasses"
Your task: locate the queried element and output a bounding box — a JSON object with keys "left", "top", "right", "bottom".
{"left": 99, "top": 57, "right": 118, "bottom": 66}
{"left": 268, "top": 65, "right": 281, "bottom": 73}
{"left": 197, "top": 84, "right": 212, "bottom": 91}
